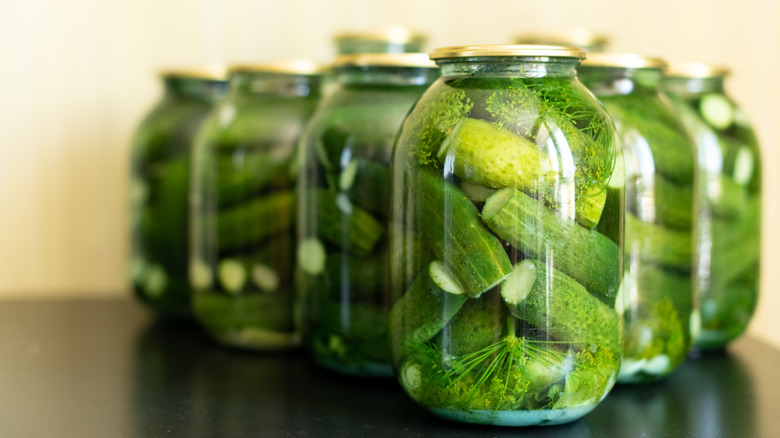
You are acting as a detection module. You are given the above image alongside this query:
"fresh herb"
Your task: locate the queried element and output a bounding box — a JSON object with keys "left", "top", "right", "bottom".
{"left": 407, "top": 87, "right": 473, "bottom": 168}
{"left": 623, "top": 296, "right": 686, "bottom": 365}
{"left": 403, "top": 332, "right": 618, "bottom": 412}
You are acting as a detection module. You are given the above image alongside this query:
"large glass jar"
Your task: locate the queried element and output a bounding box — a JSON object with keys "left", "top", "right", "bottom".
{"left": 334, "top": 26, "right": 426, "bottom": 55}
{"left": 389, "top": 45, "right": 622, "bottom": 426}
{"left": 297, "top": 54, "right": 439, "bottom": 376}
{"left": 580, "top": 54, "right": 697, "bottom": 383}
{"left": 191, "top": 60, "right": 323, "bottom": 349}
{"left": 514, "top": 29, "right": 610, "bottom": 52}
{"left": 129, "top": 67, "right": 227, "bottom": 318}
{"left": 663, "top": 63, "right": 762, "bottom": 350}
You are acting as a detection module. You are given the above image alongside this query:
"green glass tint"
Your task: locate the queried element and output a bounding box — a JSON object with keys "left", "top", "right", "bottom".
{"left": 663, "top": 65, "right": 761, "bottom": 350}
{"left": 191, "top": 63, "right": 322, "bottom": 349}
{"left": 130, "top": 70, "right": 226, "bottom": 318}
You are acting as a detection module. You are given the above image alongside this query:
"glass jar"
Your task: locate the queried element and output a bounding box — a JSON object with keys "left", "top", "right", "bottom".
{"left": 129, "top": 67, "right": 227, "bottom": 318}
{"left": 334, "top": 26, "right": 426, "bottom": 55}
{"left": 390, "top": 45, "right": 622, "bottom": 426}
{"left": 297, "top": 53, "right": 439, "bottom": 376}
{"left": 191, "top": 60, "right": 323, "bottom": 349}
{"left": 663, "top": 63, "right": 762, "bottom": 350}
{"left": 514, "top": 29, "right": 610, "bottom": 52}
{"left": 580, "top": 54, "right": 697, "bottom": 383}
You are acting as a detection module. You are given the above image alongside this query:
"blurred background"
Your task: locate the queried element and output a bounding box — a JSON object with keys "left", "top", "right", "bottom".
{"left": 0, "top": 0, "right": 777, "bottom": 347}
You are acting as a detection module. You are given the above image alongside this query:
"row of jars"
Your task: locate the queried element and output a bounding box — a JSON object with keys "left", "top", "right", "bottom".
{"left": 129, "top": 35, "right": 761, "bottom": 427}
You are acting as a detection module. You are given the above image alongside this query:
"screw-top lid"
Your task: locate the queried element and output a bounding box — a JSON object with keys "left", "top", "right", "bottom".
{"left": 332, "top": 53, "right": 437, "bottom": 68}
{"left": 581, "top": 53, "right": 667, "bottom": 69}
{"left": 430, "top": 44, "right": 585, "bottom": 60}
{"left": 334, "top": 25, "right": 426, "bottom": 45}
{"left": 228, "top": 59, "right": 324, "bottom": 75}
{"left": 665, "top": 62, "right": 730, "bottom": 78}
{"left": 158, "top": 65, "right": 227, "bottom": 80}
{"left": 514, "top": 29, "right": 609, "bottom": 50}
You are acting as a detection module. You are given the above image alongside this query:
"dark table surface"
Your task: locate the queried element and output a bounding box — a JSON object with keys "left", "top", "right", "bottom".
{"left": 0, "top": 299, "right": 778, "bottom": 438}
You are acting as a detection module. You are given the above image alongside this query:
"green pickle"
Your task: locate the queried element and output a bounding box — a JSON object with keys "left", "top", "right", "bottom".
{"left": 191, "top": 60, "right": 323, "bottom": 349}
{"left": 663, "top": 63, "right": 762, "bottom": 350}
{"left": 297, "top": 53, "right": 439, "bottom": 376}
{"left": 580, "top": 54, "right": 697, "bottom": 384}
{"left": 390, "top": 45, "right": 622, "bottom": 426}
{"left": 129, "top": 67, "right": 227, "bottom": 318}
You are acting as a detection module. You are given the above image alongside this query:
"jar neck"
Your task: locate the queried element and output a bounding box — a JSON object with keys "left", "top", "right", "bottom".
{"left": 162, "top": 77, "right": 227, "bottom": 102}
{"left": 335, "top": 66, "right": 439, "bottom": 86}
{"left": 436, "top": 57, "right": 580, "bottom": 78}
{"left": 578, "top": 67, "right": 663, "bottom": 96}
{"left": 228, "top": 72, "right": 322, "bottom": 98}
{"left": 662, "top": 76, "right": 726, "bottom": 95}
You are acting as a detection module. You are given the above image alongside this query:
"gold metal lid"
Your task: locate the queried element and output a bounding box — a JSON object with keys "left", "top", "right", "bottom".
{"left": 580, "top": 53, "right": 667, "bottom": 69}
{"left": 332, "top": 53, "right": 437, "bottom": 68}
{"left": 665, "top": 62, "right": 730, "bottom": 78}
{"left": 430, "top": 44, "right": 585, "bottom": 60}
{"left": 228, "top": 59, "right": 324, "bottom": 75}
{"left": 515, "top": 29, "right": 609, "bottom": 49}
{"left": 334, "top": 25, "right": 425, "bottom": 44}
{"left": 158, "top": 65, "right": 227, "bottom": 80}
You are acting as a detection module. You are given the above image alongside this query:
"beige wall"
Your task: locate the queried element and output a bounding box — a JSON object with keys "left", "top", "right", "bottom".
{"left": 1, "top": 0, "right": 778, "bottom": 348}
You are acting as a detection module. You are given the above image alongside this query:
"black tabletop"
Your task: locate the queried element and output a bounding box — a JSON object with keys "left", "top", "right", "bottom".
{"left": 0, "top": 299, "right": 778, "bottom": 438}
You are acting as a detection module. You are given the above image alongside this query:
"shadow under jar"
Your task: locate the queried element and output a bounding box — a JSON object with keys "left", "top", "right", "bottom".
{"left": 129, "top": 67, "right": 227, "bottom": 318}
{"left": 296, "top": 53, "right": 439, "bottom": 377}
{"left": 389, "top": 45, "right": 623, "bottom": 426}
{"left": 190, "top": 60, "right": 323, "bottom": 350}
{"left": 663, "top": 63, "right": 762, "bottom": 351}
{"left": 580, "top": 54, "right": 698, "bottom": 384}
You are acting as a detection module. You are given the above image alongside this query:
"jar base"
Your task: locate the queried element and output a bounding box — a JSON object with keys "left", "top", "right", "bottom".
{"left": 430, "top": 404, "right": 597, "bottom": 426}
{"left": 207, "top": 326, "right": 301, "bottom": 351}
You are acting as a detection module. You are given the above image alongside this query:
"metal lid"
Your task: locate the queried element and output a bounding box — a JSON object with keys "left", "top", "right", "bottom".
{"left": 580, "top": 53, "right": 667, "bottom": 69}
{"left": 430, "top": 44, "right": 585, "bottom": 60}
{"left": 334, "top": 25, "right": 425, "bottom": 44}
{"left": 158, "top": 65, "right": 227, "bottom": 80}
{"left": 228, "top": 59, "right": 324, "bottom": 75}
{"left": 332, "top": 53, "right": 437, "bottom": 68}
{"left": 665, "top": 62, "right": 730, "bottom": 78}
{"left": 514, "top": 28, "right": 609, "bottom": 49}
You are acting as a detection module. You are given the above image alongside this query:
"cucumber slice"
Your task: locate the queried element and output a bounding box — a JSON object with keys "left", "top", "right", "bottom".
{"left": 298, "top": 238, "right": 326, "bottom": 275}
{"left": 338, "top": 160, "right": 359, "bottom": 191}
{"left": 699, "top": 94, "right": 733, "bottom": 130}
{"left": 251, "top": 263, "right": 280, "bottom": 292}
{"left": 144, "top": 264, "right": 168, "bottom": 298}
{"left": 428, "top": 260, "right": 465, "bottom": 295}
{"left": 218, "top": 259, "right": 247, "bottom": 294}
{"left": 189, "top": 258, "right": 213, "bottom": 290}
{"left": 459, "top": 180, "right": 497, "bottom": 203}
{"left": 500, "top": 259, "right": 537, "bottom": 305}
{"left": 336, "top": 193, "right": 353, "bottom": 215}
{"left": 732, "top": 147, "right": 754, "bottom": 186}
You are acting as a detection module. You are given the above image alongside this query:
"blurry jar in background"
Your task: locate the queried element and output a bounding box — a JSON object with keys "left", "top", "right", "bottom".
{"left": 333, "top": 26, "right": 426, "bottom": 55}
{"left": 390, "top": 45, "right": 622, "bottom": 426}
{"left": 190, "top": 60, "right": 323, "bottom": 350}
{"left": 663, "top": 63, "right": 762, "bottom": 350}
{"left": 297, "top": 53, "right": 438, "bottom": 376}
{"left": 580, "top": 54, "right": 697, "bottom": 383}
{"left": 129, "top": 67, "right": 227, "bottom": 318}
{"left": 514, "top": 28, "right": 610, "bottom": 52}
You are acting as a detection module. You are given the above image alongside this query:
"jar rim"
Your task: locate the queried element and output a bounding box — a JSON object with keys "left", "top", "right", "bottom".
{"left": 580, "top": 53, "right": 666, "bottom": 69}
{"left": 332, "top": 53, "right": 437, "bottom": 69}
{"left": 228, "top": 59, "right": 324, "bottom": 75}
{"left": 430, "top": 44, "right": 585, "bottom": 60}
{"left": 515, "top": 28, "right": 609, "bottom": 48}
{"left": 333, "top": 25, "right": 425, "bottom": 44}
{"left": 665, "top": 62, "right": 730, "bottom": 78}
{"left": 158, "top": 65, "right": 227, "bottom": 81}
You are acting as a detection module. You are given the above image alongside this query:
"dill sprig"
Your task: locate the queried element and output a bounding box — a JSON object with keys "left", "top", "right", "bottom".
{"left": 406, "top": 87, "right": 473, "bottom": 168}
